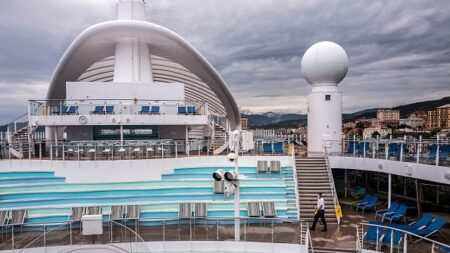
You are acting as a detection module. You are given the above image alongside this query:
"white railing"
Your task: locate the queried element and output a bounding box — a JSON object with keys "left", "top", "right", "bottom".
{"left": 327, "top": 137, "right": 450, "bottom": 167}
{"left": 358, "top": 222, "right": 450, "bottom": 253}
{"left": 29, "top": 99, "right": 209, "bottom": 117}
{"left": 323, "top": 145, "right": 340, "bottom": 224}
{"left": 1, "top": 217, "right": 312, "bottom": 252}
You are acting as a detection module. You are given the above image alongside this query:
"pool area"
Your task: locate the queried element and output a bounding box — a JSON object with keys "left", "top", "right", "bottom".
{"left": 0, "top": 166, "right": 298, "bottom": 225}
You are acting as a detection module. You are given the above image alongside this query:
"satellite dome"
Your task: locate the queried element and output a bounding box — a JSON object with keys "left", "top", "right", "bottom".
{"left": 301, "top": 41, "right": 348, "bottom": 86}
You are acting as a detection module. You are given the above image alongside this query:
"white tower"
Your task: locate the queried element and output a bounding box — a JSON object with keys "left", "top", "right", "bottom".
{"left": 301, "top": 41, "right": 349, "bottom": 156}
{"left": 114, "top": 0, "right": 153, "bottom": 83}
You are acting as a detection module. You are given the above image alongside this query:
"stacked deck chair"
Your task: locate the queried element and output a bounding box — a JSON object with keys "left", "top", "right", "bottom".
{"left": 375, "top": 201, "right": 399, "bottom": 221}
{"left": 383, "top": 204, "right": 407, "bottom": 223}
{"left": 352, "top": 194, "right": 371, "bottom": 210}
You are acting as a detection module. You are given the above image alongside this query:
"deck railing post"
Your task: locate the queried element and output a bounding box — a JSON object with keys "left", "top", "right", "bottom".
{"left": 435, "top": 135, "right": 440, "bottom": 166}
{"left": 43, "top": 225, "right": 46, "bottom": 247}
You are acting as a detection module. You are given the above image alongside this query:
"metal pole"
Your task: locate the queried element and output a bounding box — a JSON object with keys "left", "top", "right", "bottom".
{"left": 416, "top": 136, "right": 421, "bottom": 164}
{"left": 435, "top": 135, "right": 440, "bottom": 166}
{"left": 388, "top": 173, "right": 392, "bottom": 208}
{"left": 415, "top": 179, "right": 422, "bottom": 218}
{"left": 344, "top": 169, "right": 348, "bottom": 198}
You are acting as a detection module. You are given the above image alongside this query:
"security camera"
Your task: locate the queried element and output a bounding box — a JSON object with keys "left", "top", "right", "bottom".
{"left": 225, "top": 171, "right": 239, "bottom": 181}
{"left": 227, "top": 152, "right": 238, "bottom": 162}
{"left": 213, "top": 169, "right": 224, "bottom": 181}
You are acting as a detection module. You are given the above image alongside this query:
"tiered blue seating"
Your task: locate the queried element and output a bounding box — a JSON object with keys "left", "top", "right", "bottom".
{"left": 0, "top": 166, "right": 297, "bottom": 226}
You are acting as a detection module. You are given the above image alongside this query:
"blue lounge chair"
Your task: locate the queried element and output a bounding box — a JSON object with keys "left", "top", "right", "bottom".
{"left": 375, "top": 202, "right": 399, "bottom": 221}
{"left": 140, "top": 106, "right": 150, "bottom": 114}
{"left": 358, "top": 195, "right": 378, "bottom": 213}
{"left": 351, "top": 187, "right": 366, "bottom": 198}
{"left": 388, "top": 143, "right": 399, "bottom": 157}
{"left": 390, "top": 213, "right": 434, "bottom": 231}
{"left": 439, "top": 144, "right": 450, "bottom": 161}
{"left": 427, "top": 144, "right": 437, "bottom": 160}
{"left": 263, "top": 143, "right": 272, "bottom": 153}
{"left": 409, "top": 218, "right": 447, "bottom": 242}
{"left": 187, "top": 106, "right": 196, "bottom": 114}
{"left": 357, "top": 142, "right": 370, "bottom": 155}
{"left": 274, "top": 142, "right": 283, "bottom": 153}
{"left": 384, "top": 204, "right": 407, "bottom": 223}
{"left": 348, "top": 141, "right": 358, "bottom": 154}
{"left": 382, "top": 227, "right": 404, "bottom": 248}
{"left": 178, "top": 106, "right": 186, "bottom": 114}
{"left": 93, "top": 106, "right": 104, "bottom": 114}
{"left": 105, "top": 106, "right": 114, "bottom": 114}
{"left": 364, "top": 222, "right": 384, "bottom": 249}
{"left": 67, "top": 106, "right": 78, "bottom": 115}
{"left": 352, "top": 194, "right": 372, "bottom": 209}
{"left": 151, "top": 106, "right": 160, "bottom": 114}
{"left": 55, "top": 105, "right": 69, "bottom": 115}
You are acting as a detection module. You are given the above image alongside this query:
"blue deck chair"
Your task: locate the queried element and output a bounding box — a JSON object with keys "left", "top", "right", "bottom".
{"left": 187, "top": 106, "right": 196, "bottom": 114}
{"left": 105, "top": 106, "right": 114, "bottom": 114}
{"left": 390, "top": 214, "right": 434, "bottom": 231}
{"left": 427, "top": 144, "right": 437, "bottom": 160}
{"left": 348, "top": 141, "right": 358, "bottom": 154}
{"left": 357, "top": 142, "right": 370, "bottom": 155}
{"left": 375, "top": 202, "right": 399, "bottom": 221}
{"left": 384, "top": 204, "right": 407, "bottom": 223}
{"left": 439, "top": 144, "right": 450, "bottom": 161}
{"left": 67, "top": 106, "right": 78, "bottom": 115}
{"left": 352, "top": 194, "right": 372, "bottom": 209}
{"left": 140, "top": 106, "right": 150, "bottom": 114}
{"left": 178, "top": 106, "right": 186, "bottom": 114}
{"left": 93, "top": 106, "right": 104, "bottom": 114}
{"left": 388, "top": 143, "right": 399, "bottom": 157}
{"left": 358, "top": 195, "right": 378, "bottom": 213}
{"left": 351, "top": 187, "right": 366, "bottom": 198}
{"left": 409, "top": 218, "right": 447, "bottom": 242}
{"left": 364, "top": 222, "right": 384, "bottom": 248}
{"left": 263, "top": 143, "right": 272, "bottom": 153}
{"left": 274, "top": 142, "right": 283, "bottom": 153}
{"left": 382, "top": 227, "right": 404, "bottom": 248}
{"left": 55, "top": 105, "right": 69, "bottom": 115}
{"left": 151, "top": 106, "right": 160, "bottom": 114}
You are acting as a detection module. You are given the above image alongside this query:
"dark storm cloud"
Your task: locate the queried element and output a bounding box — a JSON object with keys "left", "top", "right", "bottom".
{"left": 0, "top": 0, "right": 449, "bottom": 123}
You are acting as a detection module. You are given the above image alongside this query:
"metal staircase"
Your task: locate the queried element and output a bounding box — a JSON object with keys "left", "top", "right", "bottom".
{"left": 6, "top": 113, "right": 33, "bottom": 159}
{"left": 296, "top": 156, "right": 338, "bottom": 223}
{"left": 208, "top": 115, "right": 229, "bottom": 155}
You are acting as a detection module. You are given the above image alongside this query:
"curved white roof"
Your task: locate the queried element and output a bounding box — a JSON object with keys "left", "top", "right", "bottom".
{"left": 47, "top": 20, "right": 240, "bottom": 129}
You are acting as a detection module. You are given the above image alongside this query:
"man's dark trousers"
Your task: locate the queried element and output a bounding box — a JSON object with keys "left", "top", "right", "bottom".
{"left": 311, "top": 210, "right": 327, "bottom": 230}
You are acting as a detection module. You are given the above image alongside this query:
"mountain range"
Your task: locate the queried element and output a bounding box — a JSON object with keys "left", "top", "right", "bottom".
{"left": 243, "top": 96, "right": 450, "bottom": 129}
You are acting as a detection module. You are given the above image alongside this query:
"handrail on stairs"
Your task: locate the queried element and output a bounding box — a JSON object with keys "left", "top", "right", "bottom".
{"left": 324, "top": 145, "right": 340, "bottom": 224}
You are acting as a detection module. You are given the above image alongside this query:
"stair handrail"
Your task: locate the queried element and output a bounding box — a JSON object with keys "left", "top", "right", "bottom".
{"left": 6, "top": 113, "right": 28, "bottom": 143}
{"left": 292, "top": 151, "right": 301, "bottom": 220}
{"left": 323, "top": 145, "right": 340, "bottom": 224}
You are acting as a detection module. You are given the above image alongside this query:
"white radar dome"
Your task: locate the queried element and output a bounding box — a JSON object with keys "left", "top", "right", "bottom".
{"left": 301, "top": 41, "right": 348, "bottom": 86}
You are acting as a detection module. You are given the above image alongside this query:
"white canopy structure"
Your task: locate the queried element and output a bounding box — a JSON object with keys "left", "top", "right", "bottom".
{"left": 46, "top": 1, "right": 240, "bottom": 130}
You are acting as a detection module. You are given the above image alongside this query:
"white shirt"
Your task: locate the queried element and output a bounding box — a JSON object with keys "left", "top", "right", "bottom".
{"left": 317, "top": 197, "right": 325, "bottom": 211}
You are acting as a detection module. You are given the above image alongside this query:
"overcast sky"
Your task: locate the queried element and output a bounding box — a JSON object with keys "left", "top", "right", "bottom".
{"left": 0, "top": 0, "right": 449, "bottom": 123}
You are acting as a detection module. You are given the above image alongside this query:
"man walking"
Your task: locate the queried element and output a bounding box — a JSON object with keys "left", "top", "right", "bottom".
{"left": 310, "top": 192, "right": 327, "bottom": 232}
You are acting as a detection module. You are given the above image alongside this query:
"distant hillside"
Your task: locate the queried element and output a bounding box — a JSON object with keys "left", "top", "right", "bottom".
{"left": 393, "top": 96, "right": 450, "bottom": 117}
{"left": 244, "top": 96, "right": 450, "bottom": 128}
